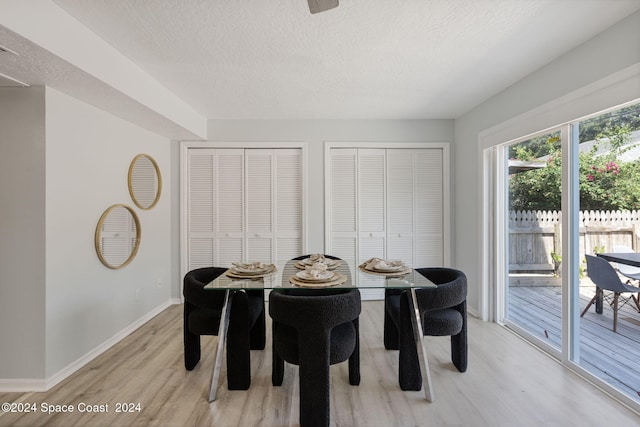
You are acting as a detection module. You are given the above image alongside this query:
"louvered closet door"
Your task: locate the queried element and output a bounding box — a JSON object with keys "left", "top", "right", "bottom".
{"left": 245, "top": 149, "right": 303, "bottom": 264}
{"left": 387, "top": 149, "right": 444, "bottom": 267}
{"left": 328, "top": 146, "right": 445, "bottom": 293}
{"left": 187, "top": 147, "right": 302, "bottom": 270}
{"left": 329, "top": 149, "right": 358, "bottom": 277}
{"left": 187, "top": 148, "right": 244, "bottom": 269}
{"left": 274, "top": 149, "right": 303, "bottom": 265}
{"left": 358, "top": 149, "right": 387, "bottom": 286}
{"left": 246, "top": 149, "right": 274, "bottom": 262}
{"left": 414, "top": 149, "right": 444, "bottom": 265}
{"left": 387, "top": 149, "right": 415, "bottom": 264}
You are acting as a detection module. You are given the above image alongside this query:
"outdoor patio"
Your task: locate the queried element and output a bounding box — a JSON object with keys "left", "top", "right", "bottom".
{"left": 508, "top": 281, "right": 640, "bottom": 403}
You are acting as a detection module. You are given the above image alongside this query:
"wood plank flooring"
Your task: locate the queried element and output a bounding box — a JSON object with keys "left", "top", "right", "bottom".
{"left": 508, "top": 284, "right": 640, "bottom": 402}
{"left": 1, "top": 301, "right": 638, "bottom": 426}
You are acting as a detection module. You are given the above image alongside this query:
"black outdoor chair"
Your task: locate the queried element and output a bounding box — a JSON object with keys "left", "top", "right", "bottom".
{"left": 582, "top": 255, "right": 640, "bottom": 333}
{"left": 384, "top": 267, "right": 467, "bottom": 391}
{"left": 270, "top": 288, "right": 361, "bottom": 427}
{"left": 183, "top": 267, "right": 266, "bottom": 390}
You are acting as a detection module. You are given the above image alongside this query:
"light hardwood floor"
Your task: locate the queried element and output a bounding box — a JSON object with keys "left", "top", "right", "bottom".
{"left": 1, "top": 301, "right": 638, "bottom": 427}
{"left": 509, "top": 284, "right": 640, "bottom": 401}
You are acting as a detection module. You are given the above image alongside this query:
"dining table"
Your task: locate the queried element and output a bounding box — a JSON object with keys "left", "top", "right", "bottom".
{"left": 595, "top": 252, "right": 640, "bottom": 313}
{"left": 203, "top": 258, "right": 438, "bottom": 403}
{"left": 595, "top": 252, "right": 640, "bottom": 268}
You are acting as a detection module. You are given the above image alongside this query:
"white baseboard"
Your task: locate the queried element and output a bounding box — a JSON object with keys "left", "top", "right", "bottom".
{"left": 0, "top": 299, "right": 180, "bottom": 392}
{"left": 467, "top": 306, "right": 480, "bottom": 319}
{"left": 0, "top": 379, "right": 47, "bottom": 392}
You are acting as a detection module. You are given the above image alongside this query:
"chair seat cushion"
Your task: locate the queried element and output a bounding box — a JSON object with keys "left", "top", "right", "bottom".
{"left": 188, "top": 292, "right": 264, "bottom": 336}
{"left": 421, "top": 308, "right": 463, "bottom": 336}
{"left": 188, "top": 307, "right": 222, "bottom": 335}
{"left": 274, "top": 322, "right": 356, "bottom": 365}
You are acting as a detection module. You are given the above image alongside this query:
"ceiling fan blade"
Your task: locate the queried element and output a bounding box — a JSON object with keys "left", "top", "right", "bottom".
{"left": 308, "top": 0, "right": 339, "bottom": 14}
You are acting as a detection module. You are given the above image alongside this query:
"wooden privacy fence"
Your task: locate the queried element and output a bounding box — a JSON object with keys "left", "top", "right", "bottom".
{"left": 509, "top": 210, "right": 640, "bottom": 273}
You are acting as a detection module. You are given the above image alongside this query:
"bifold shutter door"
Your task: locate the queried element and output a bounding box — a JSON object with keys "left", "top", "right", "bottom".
{"left": 330, "top": 149, "right": 358, "bottom": 277}
{"left": 187, "top": 149, "right": 215, "bottom": 270}
{"left": 246, "top": 149, "right": 273, "bottom": 263}
{"left": 274, "top": 149, "right": 303, "bottom": 265}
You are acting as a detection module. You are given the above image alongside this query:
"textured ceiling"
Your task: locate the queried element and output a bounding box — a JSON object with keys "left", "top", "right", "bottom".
{"left": 4, "top": 0, "right": 640, "bottom": 122}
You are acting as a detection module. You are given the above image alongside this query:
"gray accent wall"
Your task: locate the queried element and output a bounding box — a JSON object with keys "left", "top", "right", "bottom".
{"left": 0, "top": 86, "right": 46, "bottom": 379}
{"left": 0, "top": 86, "right": 173, "bottom": 386}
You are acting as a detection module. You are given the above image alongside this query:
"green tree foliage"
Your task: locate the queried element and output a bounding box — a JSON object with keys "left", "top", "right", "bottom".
{"left": 509, "top": 104, "right": 640, "bottom": 211}
{"left": 579, "top": 104, "right": 640, "bottom": 143}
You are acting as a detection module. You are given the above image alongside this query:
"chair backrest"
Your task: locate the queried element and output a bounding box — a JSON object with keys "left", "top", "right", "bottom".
{"left": 183, "top": 267, "right": 227, "bottom": 309}
{"left": 585, "top": 255, "right": 628, "bottom": 293}
{"left": 269, "top": 289, "right": 360, "bottom": 334}
{"left": 291, "top": 254, "right": 343, "bottom": 261}
{"left": 413, "top": 268, "right": 467, "bottom": 311}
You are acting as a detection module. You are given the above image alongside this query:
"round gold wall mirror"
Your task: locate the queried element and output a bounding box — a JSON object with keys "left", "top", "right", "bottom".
{"left": 95, "top": 204, "right": 141, "bottom": 269}
{"left": 128, "top": 154, "right": 162, "bottom": 210}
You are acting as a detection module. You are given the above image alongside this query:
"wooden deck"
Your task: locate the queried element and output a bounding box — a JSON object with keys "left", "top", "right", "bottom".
{"left": 508, "top": 282, "right": 640, "bottom": 403}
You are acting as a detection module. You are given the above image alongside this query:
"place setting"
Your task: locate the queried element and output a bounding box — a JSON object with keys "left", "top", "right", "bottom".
{"left": 225, "top": 261, "right": 277, "bottom": 279}
{"left": 290, "top": 261, "right": 347, "bottom": 288}
{"left": 294, "top": 253, "right": 341, "bottom": 270}
{"left": 359, "top": 257, "right": 411, "bottom": 277}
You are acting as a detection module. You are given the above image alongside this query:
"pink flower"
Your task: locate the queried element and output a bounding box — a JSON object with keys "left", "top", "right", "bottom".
{"left": 587, "top": 174, "right": 595, "bottom": 181}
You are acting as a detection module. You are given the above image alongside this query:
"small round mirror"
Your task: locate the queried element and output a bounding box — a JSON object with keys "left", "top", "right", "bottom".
{"left": 128, "top": 154, "right": 162, "bottom": 210}
{"left": 95, "top": 204, "right": 141, "bottom": 269}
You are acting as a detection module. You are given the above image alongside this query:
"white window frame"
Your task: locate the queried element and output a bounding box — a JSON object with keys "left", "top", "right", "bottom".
{"left": 479, "top": 64, "right": 640, "bottom": 410}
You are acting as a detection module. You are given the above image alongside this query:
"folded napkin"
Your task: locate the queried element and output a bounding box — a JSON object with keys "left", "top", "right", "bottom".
{"left": 305, "top": 262, "right": 328, "bottom": 278}
{"left": 232, "top": 261, "right": 266, "bottom": 271}
{"left": 309, "top": 254, "right": 326, "bottom": 263}
{"left": 364, "top": 257, "right": 405, "bottom": 270}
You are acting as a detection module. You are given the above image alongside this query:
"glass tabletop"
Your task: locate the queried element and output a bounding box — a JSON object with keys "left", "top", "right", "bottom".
{"left": 204, "top": 259, "right": 437, "bottom": 290}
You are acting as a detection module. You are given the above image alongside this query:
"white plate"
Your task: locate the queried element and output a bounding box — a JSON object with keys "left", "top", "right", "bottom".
{"left": 295, "top": 270, "right": 334, "bottom": 282}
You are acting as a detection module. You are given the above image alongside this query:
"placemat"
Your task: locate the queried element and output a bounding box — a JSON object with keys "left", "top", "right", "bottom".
{"left": 225, "top": 264, "right": 277, "bottom": 279}
{"left": 358, "top": 265, "right": 412, "bottom": 277}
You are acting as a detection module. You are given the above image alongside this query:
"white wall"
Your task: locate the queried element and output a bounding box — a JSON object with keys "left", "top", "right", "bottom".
{"left": 455, "top": 11, "right": 640, "bottom": 315}
{"left": 204, "top": 119, "right": 454, "bottom": 258}
{"left": 0, "top": 87, "right": 46, "bottom": 379}
{"left": 44, "top": 88, "right": 173, "bottom": 378}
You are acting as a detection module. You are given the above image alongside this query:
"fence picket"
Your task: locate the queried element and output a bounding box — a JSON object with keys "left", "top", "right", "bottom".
{"left": 509, "top": 209, "right": 640, "bottom": 272}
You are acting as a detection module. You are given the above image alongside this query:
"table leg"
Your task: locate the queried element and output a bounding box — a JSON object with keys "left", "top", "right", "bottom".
{"left": 209, "top": 290, "right": 233, "bottom": 402}
{"left": 595, "top": 287, "right": 603, "bottom": 314}
{"left": 409, "top": 288, "right": 434, "bottom": 402}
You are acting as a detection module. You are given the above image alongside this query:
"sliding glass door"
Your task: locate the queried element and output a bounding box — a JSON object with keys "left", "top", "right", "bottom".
{"left": 496, "top": 102, "right": 640, "bottom": 407}
{"left": 503, "top": 129, "right": 564, "bottom": 354}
